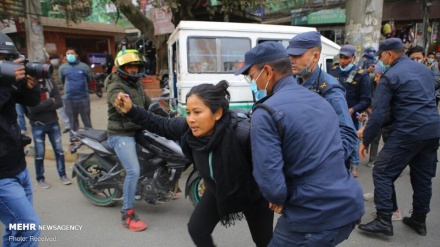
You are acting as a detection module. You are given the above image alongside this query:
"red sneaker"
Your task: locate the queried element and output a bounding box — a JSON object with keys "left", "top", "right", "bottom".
{"left": 121, "top": 208, "right": 147, "bottom": 232}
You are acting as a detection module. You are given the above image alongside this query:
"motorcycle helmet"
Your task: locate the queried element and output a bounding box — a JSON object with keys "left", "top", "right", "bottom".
{"left": 115, "top": 49, "right": 145, "bottom": 83}
{"left": 364, "top": 46, "right": 376, "bottom": 54}
{"left": 0, "top": 32, "right": 19, "bottom": 61}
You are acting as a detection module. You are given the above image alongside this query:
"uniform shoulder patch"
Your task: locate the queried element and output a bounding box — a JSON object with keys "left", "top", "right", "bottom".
{"left": 332, "top": 65, "right": 338, "bottom": 70}
{"left": 357, "top": 69, "right": 364, "bottom": 74}
{"left": 320, "top": 81, "right": 327, "bottom": 89}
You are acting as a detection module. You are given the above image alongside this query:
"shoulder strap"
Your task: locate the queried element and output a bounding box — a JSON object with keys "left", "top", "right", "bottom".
{"left": 253, "top": 103, "right": 284, "bottom": 140}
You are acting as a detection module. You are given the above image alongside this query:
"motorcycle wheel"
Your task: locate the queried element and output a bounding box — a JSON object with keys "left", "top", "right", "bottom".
{"left": 188, "top": 176, "right": 206, "bottom": 207}
{"left": 77, "top": 156, "right": 122, "bottom": 207}
{"left": 95, "top": 80, "right": 103, "bottom": 98}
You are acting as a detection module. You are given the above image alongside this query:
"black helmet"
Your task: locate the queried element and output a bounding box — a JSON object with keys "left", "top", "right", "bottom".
{"left": 0, "top": 32, "right": 19, "bottom": 60}
{"left": 115, "top": 49, "right": 145, "bottom": 84}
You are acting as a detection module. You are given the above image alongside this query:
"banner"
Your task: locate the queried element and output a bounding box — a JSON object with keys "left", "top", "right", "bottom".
{"left": 150, "top": 6, "right": 175, "bottom": 35}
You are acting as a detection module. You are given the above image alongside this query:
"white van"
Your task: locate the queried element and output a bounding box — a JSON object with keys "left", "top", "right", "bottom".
{"left": 166, "top": 21, "right": 340, "bottom": 114}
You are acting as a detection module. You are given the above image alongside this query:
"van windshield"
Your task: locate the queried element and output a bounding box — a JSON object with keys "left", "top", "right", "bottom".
{"left": 188, "top": 37, "right": 251, "bottom": 73}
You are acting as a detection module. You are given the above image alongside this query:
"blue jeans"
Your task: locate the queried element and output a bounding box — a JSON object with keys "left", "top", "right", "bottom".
{"left": 269, "top": 216, "right": 355, "bottom": 247}
{"left": 15, "top": 104, "right": 26, "bottom": 132}
{"left": 107, "top": 135, "right": 140, "bottom": 212}
{"left": 31, "top": 122, "right": 66, "bottom": 180}
{"left": 0, "top": 169, "right": 40, "bottom": 247}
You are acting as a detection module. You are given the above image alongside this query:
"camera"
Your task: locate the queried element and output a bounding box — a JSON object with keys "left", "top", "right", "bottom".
{"left": 0, "top": 55, "right": 53, "bottom": 86}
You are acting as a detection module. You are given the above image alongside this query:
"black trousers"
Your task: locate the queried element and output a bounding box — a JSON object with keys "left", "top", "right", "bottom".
{"left": 187, "top": 189, "right": 274, "bottom": 247}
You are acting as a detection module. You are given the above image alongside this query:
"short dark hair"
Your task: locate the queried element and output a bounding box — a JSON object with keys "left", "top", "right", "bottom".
{"left": 66, "top": 47, "right": 78, "bottom": 54}
{"left": 49, "top": 53, "right": 59, "bottom": 59}
{"left": 407, "top": 46, "right": 424, "bottom": 56}
{"left": 186, "top": 80, "right": 230, "bottom": 115}
{"left": 256, "top": 57, "right": 293, "bottom": 77}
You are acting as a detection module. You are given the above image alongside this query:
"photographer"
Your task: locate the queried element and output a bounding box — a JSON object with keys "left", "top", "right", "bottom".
{"left": 0, "top": 32, "right": 41, "bottom": 246}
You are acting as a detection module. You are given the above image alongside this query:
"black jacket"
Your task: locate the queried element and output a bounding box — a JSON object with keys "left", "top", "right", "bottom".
{"left": 26, "top": 79, "right": 62, "bottom": 125}
{"left": 126, "top": 107, "right": 262, "bottom": 224}
{"left": 0, "top": 82, "right": 40, "bottom": 179}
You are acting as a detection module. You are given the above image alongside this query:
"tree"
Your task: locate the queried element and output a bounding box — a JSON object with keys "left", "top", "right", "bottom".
{"left": 56, "top": 0, "right": 267, "bottom": 73}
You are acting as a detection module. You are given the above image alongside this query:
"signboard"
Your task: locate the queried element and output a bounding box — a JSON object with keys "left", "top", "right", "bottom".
{"left": 307, "top": 8, "right": 346, "bottom": 25}
{"left": 88, "top": 53, "right": 107, "bottom": 65}
{"left": 0, "top": 0, "right": 25, "bottom": 18}
{"left": 150, "top": 6, "right": 175, "bottom": 35}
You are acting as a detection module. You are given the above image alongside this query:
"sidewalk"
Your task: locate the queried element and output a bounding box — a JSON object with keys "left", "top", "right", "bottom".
{"left": 25, "top": 92, "right": 109, "bottom": 162}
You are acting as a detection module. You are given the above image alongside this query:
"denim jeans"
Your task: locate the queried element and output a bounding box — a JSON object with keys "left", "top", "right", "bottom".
{"left": 269, "top": 216, "right": 355, "bottom": 247}
{"left": 0, "top": 169, "right": 40, "bottom": 247}
{"left": 108, "top": 135, "right": 140, "bottom": 212}
{"left": 15, "top": 104, "right": 26, "bottom": 132}
{"left": 31, "top": 122, "right": 66, "bottom": 181}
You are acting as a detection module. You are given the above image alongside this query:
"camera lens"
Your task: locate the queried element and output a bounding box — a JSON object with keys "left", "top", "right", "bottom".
{"left": 25, "top": 62, "right": 53, "bottom": 79}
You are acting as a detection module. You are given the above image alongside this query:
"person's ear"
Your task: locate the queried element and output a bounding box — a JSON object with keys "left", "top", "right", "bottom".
{"left": 214, "top": 107, "right": 223, "bottom": 121}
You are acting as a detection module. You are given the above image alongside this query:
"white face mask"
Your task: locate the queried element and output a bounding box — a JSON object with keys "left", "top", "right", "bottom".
{"left": 50, "top": 59, "right": 59, "bottom": 66}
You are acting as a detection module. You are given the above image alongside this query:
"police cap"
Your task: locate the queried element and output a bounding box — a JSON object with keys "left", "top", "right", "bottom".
{"left": 376, "top": 38, "right": 403, "bottom": 55}
{"left": 286, "top": 31, "right": 322, "bottom": 56}
{"left": 339, "top": 45, "right": 356, "bottom": 57}
{"left": 235, "top": 41, "right": 288, "bottom": 75}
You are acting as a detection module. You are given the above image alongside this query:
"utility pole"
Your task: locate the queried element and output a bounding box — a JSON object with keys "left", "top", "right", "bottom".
{"left": 25, "top": 0, "right": 46, "bottom": 63}
{"left": 421, "top": 0, "right": 431, "bottom": 53}
{"left": 344, "top": 0, "right": 384, "bottom": 61}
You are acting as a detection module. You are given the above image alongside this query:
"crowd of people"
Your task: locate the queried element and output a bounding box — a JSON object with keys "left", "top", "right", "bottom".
{"left": 1, "top": 27, "right": 439, "bottom": 247}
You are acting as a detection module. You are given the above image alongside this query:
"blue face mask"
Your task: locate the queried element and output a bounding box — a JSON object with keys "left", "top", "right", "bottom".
{"left": 339, "top": 58, "right": 354, "bottom": 72}
{"left": 66, "top": 54, "right": 76, "bottom": 63}
{"left": 250, "top": 69, "right": 268, "bottom": 100}
{"left": 427, "top": 58, "right": 435, "bottom": 64}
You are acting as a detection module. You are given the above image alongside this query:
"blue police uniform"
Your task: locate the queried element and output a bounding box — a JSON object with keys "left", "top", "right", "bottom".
{"left": 359, "top": 38, "right": 440, "bottom": 236}
{"left": 299, "top": 67, "right": 358, "bottom": 161}
{"left": 329, "top": 64, "right": 372, "bottom": 128}
{"left": 251, "top": 75, "right": 364, "bottom": 237}
{"left": 237, "top": 40, "right": 363, "bottom": 246}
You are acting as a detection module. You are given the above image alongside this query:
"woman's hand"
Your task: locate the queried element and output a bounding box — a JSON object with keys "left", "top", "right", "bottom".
{"left": 114, "top": 92, "right": 133, "bottom": 113}
{"left": 269, "top": 202, "right": 284, "bottom": 214}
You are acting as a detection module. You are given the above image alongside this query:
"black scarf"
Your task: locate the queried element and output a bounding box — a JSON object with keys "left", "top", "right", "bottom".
{"left": 182, "top": 112, "right": 258, "bottom": 227}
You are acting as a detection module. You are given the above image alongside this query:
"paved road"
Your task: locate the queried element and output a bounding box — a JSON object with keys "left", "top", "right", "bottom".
{"left": 2, "top": 92, "right": 440, "bottom": 246}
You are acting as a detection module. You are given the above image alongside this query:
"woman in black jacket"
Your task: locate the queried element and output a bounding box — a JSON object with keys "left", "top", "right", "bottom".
{"left": 114, "top": 80, "right": 273, "bottom": 246}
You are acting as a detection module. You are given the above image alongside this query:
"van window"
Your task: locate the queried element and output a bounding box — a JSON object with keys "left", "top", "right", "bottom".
{"left": 257, "top": 39, "right": 289, "bottom": 48}
{"left": 188, "top": 37, "right": 251, "bottom": 73}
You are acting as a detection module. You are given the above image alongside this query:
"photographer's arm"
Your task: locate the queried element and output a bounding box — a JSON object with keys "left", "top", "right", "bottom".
{"left": 16, "top": 75, "right": 40, "bottom": 108}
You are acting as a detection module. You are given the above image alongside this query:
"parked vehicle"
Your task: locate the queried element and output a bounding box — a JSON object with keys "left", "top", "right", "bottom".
{"left": 89, "top": 64, "right": 107, "bottom": 98}
{"left": 166, "top": 21, "right": 341, "bottom": 115}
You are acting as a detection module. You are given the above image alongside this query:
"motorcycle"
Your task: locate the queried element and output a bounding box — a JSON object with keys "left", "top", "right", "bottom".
{"left": 69, "top": 104, "right": 203, "bottom": 207}
{"left": 89, "top": 64, "right": 107, "bottom": 98}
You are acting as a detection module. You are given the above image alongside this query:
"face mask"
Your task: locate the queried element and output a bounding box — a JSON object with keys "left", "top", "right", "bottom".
{"left": 296, "top": 54, "right": 315, "bottom": 78}
{"left": 378, "top": 60, "right": 390, "bottom": 70}
{"left": 339, "top": 58, "right": 354, "bottom": 72}
{"left": 50, "top": 59, "right": 59, "bottom": 66}
{"left": 427, "top": 58, "right": 434, "bottom": 64}
{"left": 66, "top": 54, "right": 76, "bottom": 63}
{"left": 250, "top": 69, "right": 268, "bottom": 100}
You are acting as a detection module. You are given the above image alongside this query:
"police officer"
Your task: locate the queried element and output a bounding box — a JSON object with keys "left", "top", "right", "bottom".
{"left": 358, "top": 46, "right": 377, "bottom": 73}
{"left": 286, "top": 31, "right": 358, "bottom": 164}
{"left": 236, "top": 41, "right": 364, "bottom": 247}
{"left": 329, "top": 45, "right": 372, "bottom": 177}
{"left": 358, "top": 38, "right": 440, "bottom": 237}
